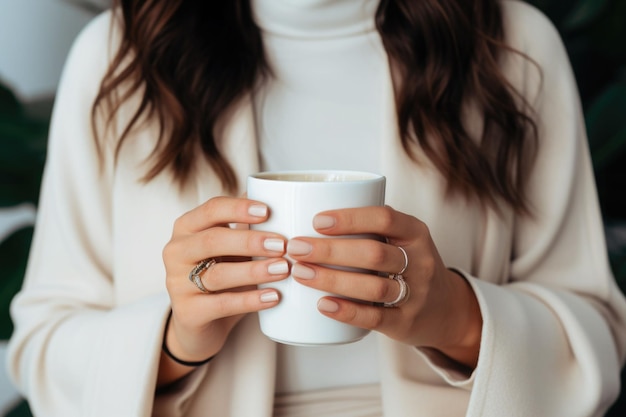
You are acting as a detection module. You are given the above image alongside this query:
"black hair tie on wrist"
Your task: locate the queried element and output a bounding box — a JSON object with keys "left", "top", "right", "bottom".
{"left": 162, "top": 310, "right": 215, "bottom": 367}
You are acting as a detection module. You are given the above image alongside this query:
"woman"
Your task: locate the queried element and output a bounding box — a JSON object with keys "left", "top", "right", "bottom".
{"left": 7, "top": 0, "right": 626, "bottom": 416}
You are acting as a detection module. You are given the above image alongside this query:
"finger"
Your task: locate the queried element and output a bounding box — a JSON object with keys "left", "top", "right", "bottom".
{"left": 174, "top": 258, "right": 290, "bottom": 294}
{"left": 291, "top": 262, "right": 402, "bottom": 305}
{"left": 174, "top": 196, "right": 270, "bottom": 235}
{"left": 165, "top": 228, "right": 286, "bottom": 265}
{"left": 312, "top": 205, "right": 426, "bottom": 242}
{"left": 287, "top": 237, "right": 404, "bottom": 274}
{"left": 316, "top": 297, "right": 403, "bottom": 334}
{"left": 202, "top": 288, "right": 282, "bottom": 321}
{"left": 174, "top": 288, "right": 281, "bottom": 327}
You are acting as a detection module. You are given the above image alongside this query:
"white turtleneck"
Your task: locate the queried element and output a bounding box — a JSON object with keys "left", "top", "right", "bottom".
{"left": 251, "top": 0, "right": 386, "bottom": 396}
{"left": 252, "top": 0, "right": 386, "bottom": 174}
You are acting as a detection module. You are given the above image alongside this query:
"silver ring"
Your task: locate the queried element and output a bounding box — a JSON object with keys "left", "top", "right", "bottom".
{"left": 397, "top": 246, "right": 409, "bottom": 275}
{"left": 383, "top": 273, "right": 410, "bottom": 308}
{"left": 188, "top": 258, "right": 217, "bottom": 293}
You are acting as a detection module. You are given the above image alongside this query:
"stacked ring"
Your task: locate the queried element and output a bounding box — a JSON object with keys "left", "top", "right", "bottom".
{"left": 383, "top": 246, "right": 410, "bottom": 308}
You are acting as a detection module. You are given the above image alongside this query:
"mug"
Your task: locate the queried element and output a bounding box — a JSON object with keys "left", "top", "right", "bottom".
{"left": 247, "top": 170, "right": 386, "bottom": 346}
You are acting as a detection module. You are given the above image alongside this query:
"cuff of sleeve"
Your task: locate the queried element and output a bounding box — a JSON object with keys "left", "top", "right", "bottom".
{"left": 445, "top": 268, "right": 622, "bottom": 415}
{"left": 414, "top": 346, "right": 476, "bottom": 389}
{"left": 83, "top": 293, "right": 172, "bottom": 416}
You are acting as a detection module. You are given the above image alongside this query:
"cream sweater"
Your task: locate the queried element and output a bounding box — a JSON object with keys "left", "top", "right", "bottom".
{"left": 7, "top": 1, "right": 626, "bottom": 417}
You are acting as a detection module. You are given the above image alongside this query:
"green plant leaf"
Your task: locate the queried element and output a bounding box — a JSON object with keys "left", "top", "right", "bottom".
{"left": 3, "top": 398, "right": 32, "bottom": 417}
{"left": 610, "top": 251, "right": 626, "bottom": 295}
{"left": 562, "top": 0, "right": 611, "bottom": 31}
{"left": 591, "top": 129, "right": 626, "bottom": 170}
{"left": 0, "top": 227, "right": 33, "bottom": 340}
{"left": 582, "top": 0, "right": 626, "bottom": 60}
{"left": 0, "top": 86, "right": 48, "bottom": 207}
{"left": 585, "top": 81, "right": 626, "bottom": 169}
{"left": 0, "top": 122, "right": 48, "bottom": 170}
{"left": 0, "top": 84, "right": 22, "bottom": 117}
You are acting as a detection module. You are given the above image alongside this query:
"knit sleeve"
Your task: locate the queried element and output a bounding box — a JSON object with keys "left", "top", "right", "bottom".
{"left": 429, "top": 3, "right": 626, "bottom": 416}
{"left": 5, "top": 11, "right": 192, "bottom": 417}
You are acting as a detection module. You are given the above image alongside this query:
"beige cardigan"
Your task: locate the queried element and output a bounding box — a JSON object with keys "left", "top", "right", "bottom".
{"left": 8, "top": 2, "right": 626, "bottom": 416}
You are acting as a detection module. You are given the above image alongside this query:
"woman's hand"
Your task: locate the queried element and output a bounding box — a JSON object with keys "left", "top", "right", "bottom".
{"left": 159, "top": 196, "right": 289, "bottom": 386}
{"left": 287, "top": 205, "right": 482, "bottom": 369}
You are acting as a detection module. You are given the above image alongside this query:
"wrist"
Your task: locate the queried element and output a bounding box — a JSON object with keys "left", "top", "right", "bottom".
{"left": 429, "top": 269, "right": 482, "bottom": 368}
{"left": 162, "top": 311, "right": 215, "bottom": 367}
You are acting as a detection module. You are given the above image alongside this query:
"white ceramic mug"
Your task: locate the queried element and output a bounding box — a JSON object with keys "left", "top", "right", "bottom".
{"left": 247, "top": 170, "right": 386, "bottom": 346}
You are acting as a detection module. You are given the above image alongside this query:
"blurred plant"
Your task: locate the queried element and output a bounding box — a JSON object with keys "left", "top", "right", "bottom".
{"left": 0, "top": 83, "right": 46, "bottom": 417}
{"left": 0, "top": 86, "right": 47, "bottom": 208}
{"left": 0, "top": 83, "right": 47, "bottom": 342}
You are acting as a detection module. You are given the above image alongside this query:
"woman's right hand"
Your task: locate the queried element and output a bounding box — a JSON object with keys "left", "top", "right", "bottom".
{"left": 158, "top": 196, "right": 288, "bottom": 386}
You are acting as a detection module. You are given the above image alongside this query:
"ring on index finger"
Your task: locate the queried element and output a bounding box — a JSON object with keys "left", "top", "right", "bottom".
{"left": 189, "top": 258, "right": 217, "bottom": 293}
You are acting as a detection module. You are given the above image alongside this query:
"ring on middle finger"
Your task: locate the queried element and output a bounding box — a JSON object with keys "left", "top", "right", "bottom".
{"left": 189, "top": 258, "right": 217, "bottom": 293}
{"left": 383, "top": 273, "right": 410, "bottom": 308}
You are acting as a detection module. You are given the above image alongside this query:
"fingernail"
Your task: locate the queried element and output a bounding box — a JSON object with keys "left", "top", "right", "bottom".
{"left": 313, "top": 215, "right": 335, "bottom": 229}
{"left": 318, "top": 298, "right": 339, "bottom": 313}
{"left": 292, "top": 263, "right": 315, "bottom": 279}
{"left": 268, "top": 260, "right": 289, "bottom": 275}
{"left": 249, "top": 204, "right": 268, "bottom": 217}
{"left": 287, "top": 239, "right": 312, "bottom": 256}
{"left": 260, "top": 291, "right": 279, "bottom": 303}
{"left": 264, "top": 238, "right": 285, "bottom": 252}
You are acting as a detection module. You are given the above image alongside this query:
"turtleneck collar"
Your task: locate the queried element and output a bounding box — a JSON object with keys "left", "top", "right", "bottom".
{"left": 251, "top": 0, "right": 379, "bottom": 39}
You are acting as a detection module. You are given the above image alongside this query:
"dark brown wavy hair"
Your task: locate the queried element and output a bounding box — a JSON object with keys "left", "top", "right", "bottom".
{"left": 93, "top": 0, "right": 538, "bottom": 213}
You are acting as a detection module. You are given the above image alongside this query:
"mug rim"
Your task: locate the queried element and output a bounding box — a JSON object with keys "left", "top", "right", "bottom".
{"left": 249, "top": 170, "right": 385, "bottom": 183}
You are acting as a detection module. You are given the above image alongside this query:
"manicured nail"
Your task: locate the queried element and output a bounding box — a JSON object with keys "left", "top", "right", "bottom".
{"left": 317, "top": 298, "right": 339, "bottom": 313}
{"left": 313, "top": 215, "right": 335, "bottom": 229}
{"left": 260, "top": 291, "right": 279, "bottom": 303}
{"left": 287, "top": 239, "right": 312, "bottom": 256}
{"left": 292, "top": 263, "right": 315, "bottom": 279}
{"left": 268, "top": 260, "right": 289, "bottom": 275}
{"left": 248, "top": 204, "right": 268, "bottom": 217}
{"left": 264, "top": 238, "right": 285, "bottom": 252}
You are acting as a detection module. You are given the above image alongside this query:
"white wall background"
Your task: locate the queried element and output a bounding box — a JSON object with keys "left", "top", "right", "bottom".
{"left": 0, "top": 0, "right": 97, "bottom": 101}
{"left": 0, "top": 1, "right": 104, "bottom": 413}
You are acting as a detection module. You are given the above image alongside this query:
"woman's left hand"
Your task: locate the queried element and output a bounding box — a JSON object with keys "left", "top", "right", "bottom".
{"left": 287, "top": 205, "right": 482, "bottom": 369}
